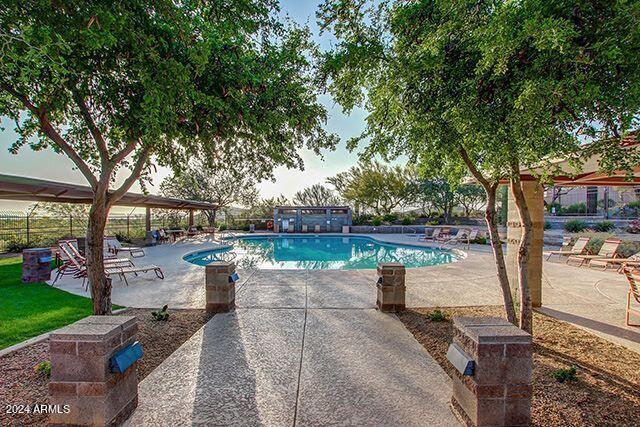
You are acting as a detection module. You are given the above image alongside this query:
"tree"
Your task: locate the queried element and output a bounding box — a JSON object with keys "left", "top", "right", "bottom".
{"left": 245, "top": 195, "right": 289, "bottom": 219}
{"left": 32, "top": 202, "right": 89, "bottom": 217}
{"left": 327, "top": 161, "right": 415, "bottom": 215}
{"left": 417, "top": 180, "right": 458, "bottom": 223}
{"left": 1, "top": 1, "right": 336, "bottom": 314}
{"left": 292, "top": 184, "right": 341, "bottom": 206}
{"left": 319, "top": 0, "right": 640, "bottom": 332}
{"left": 160, "top": 162, "right": 258, "bottom": 228}
{"left": 457, "top": 185, "right": 487, "bottom": 217}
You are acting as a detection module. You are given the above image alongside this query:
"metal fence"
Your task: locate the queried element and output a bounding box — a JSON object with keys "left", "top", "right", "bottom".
{"left": 0, "top": 211, "right": 211, "bottom": 253}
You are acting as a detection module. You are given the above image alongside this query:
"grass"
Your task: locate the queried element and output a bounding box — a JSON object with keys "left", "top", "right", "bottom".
{"left": 0, "top": 256, "right": 122, "bottom": 349}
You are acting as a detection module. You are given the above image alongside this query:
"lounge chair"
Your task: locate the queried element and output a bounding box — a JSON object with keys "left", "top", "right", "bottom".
{"left": 622, "top": 268, "right": 640, "bottom": 326}
{"left": 421, "top": 228, "right": 442, "bottom": 242}
{"left": 589, "top": 251, "right": 640, "bottom": 271}
{"left": 187, "top": 227, "right": 200, "bottom": 237}
{"left": 544, "top": 236, "right": 590, "bottom": 261}
{"left": 104, "top": 236, "right": 145, "bottom": 258}
{"left": 53, "top": 242, "right": 132, "bottom": 286}
{"left": 436, "top": 228, "right": 466, "bottom": 243}
{"left": 104, "top": 264, "right": 164, "bottom": 287}
{"left": 440, "top": 229, "right": 478, "bottom": 249}
{"left": 566, "top": 238, "right": 622, "bottom": 267}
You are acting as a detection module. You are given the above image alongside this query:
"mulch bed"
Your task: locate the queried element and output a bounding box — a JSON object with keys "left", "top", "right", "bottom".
{"left": 399, "top": 306, "right": 640, "bottom": 427}
{"left": 0, "top": 308, "right": 212, "bottom": 426}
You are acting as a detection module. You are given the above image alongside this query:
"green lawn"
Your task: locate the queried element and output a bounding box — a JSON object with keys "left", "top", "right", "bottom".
{"left": 0, "top": 257, "right": 122, "bottom": 349}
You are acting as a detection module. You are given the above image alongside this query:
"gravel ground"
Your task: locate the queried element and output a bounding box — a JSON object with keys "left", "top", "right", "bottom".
{"left": 0, "top": 308, "right": 212, "bottom": 426}
{"left": 399, "top": 306, "right": 640, "bottom": 427}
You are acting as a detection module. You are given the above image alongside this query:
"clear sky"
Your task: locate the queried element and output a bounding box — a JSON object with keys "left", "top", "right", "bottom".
{"left": 0, "top": 1, "right": 370, "bottom": 212}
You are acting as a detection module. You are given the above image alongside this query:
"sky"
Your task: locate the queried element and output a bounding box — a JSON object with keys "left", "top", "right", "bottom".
{"left": 0, "top": 1, "right": 371, "bottom": 212}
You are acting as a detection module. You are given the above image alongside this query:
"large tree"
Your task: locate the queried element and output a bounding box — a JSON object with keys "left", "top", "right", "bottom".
{"left": 292, "top": 183, "right": 341, "bottom": 206}
{"left": 160, "top": 162, "right": 258, "bottom": 228}
{"left": 328, "top": 160, "right": 415, "bottom": 215}
{"left": 456, "top": 184, "right": 487, "bottom": 217}
{"left": 1, "top": 0, "right": 336, "bottom": 314}
{"left": 319, "top": 0, "right": 640, "bottom": 331}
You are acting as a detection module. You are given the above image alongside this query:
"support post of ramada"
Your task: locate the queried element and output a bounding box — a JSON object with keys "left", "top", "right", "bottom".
{"left": 449, "top": 316, "right": 532, "bottom": 426}
{"left": 376, "top": 262, "right": 406, "bottom": 312}
{"left": 48, "top": 316, "right": 139, "bottom": 426}
{"left": 205, "top": 261, "right": 237, "bottom": 313}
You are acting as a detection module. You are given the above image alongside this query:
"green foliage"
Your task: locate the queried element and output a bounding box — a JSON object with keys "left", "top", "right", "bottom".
{"left": 544, "top": 221, "right": 552, "bottom": 230}
{"left": 456, "top": 184, "right": 487, "bottom": 216}
{"left": 218, "top": 224, "right": 228, "bottom": 232}
{"left": 372, "top": 217, "right": 382, "bottom": 226}
{"left": 327, "top": 161, "right": 416, "bottom": 215}
{"left": 400, "top": 216, "right": 413, "bottom": 226}
{"left": 428, "top": 310, "right": 448, "bottom": 322}
{"left": 244, "top": 195, "right": 289, "bottom": 219}
{"left": 292, "top": 184, "right": 342, "bottom": 206}
{"left": 552, "top": 366, "right": 578, "bottom": 383}
{"left": 34, "top": 360, "right": 51, "bottom": 378}
{"left": 472, "top": 235, "right": 488, "bottom": 245}
{"left": 114, "top": 232, "right": 132, "bottom": 244}
{"left": 593, "top": 221, "right": 615, "bottom": 233}
{"left": 564, "top": 220, "right": 588, "bottom": 233}
{"left": 151, "top": 305, "right": 169, "bottom": 321}
{"left": 0, "top": 257, "right": 121, "bottom": 349}
{"left": 382, "top": 213, "right": 398, "bottom": 222}
{"left": 563, "top": 203, "right": 587, "bottom": 214}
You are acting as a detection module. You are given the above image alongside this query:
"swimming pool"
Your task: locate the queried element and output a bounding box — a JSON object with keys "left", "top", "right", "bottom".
{"left": 183, "top": 235, "right": 461, "bottom": 270}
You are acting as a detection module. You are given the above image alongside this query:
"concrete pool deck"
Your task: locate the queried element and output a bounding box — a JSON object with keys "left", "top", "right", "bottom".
{"left": 52, "top": 233, "right": 640, "bottom": 352}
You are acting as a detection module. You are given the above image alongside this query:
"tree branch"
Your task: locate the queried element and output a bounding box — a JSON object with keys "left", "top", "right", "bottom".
{"left": 109, "top": 146, "right": 151, "bottom": 203}
{"left": 0, "top": 81, "right": 98, "bottom": 188}
{"left": 457, "top": 146, "right": 494, "bottom": 189}
{"left": 111, "top": 139, "right": 139, "bottom": 165}
{"left": 70, "top": 88, "right": 109, "bottom": 164}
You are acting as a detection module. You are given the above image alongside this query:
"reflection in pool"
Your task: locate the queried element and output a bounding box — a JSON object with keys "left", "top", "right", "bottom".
{"left": 183, "top": 236, "right": 460, "bottom": 270}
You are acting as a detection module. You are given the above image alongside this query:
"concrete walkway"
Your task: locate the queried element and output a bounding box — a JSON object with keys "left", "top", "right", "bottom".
{"left": 125, "top": 270, "right": 458, "bottom": 426}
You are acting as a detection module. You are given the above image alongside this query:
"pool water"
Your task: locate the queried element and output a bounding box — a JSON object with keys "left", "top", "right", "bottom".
{"left": 183, "top": 236, "right": 460, "bottom": 270}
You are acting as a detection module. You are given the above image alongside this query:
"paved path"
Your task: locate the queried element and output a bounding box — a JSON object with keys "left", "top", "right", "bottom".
{"left": 125, "top": 270, "right": 458, "bottom": 426}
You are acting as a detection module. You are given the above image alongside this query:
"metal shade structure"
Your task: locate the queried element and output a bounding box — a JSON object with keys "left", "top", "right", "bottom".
{"left": 0, "top": 173, "right": 218, "bottom": 211}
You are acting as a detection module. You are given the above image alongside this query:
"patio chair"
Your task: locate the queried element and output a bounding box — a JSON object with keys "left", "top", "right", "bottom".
{"left": 421, "top": 228, "right": 442, "bottom": 242}
{"left": 622, "top": 268, "right": 640, "bottom": 326}
{"left": 53, "top": 242, "right": 132, "bottom": 287}
{"left": 157, "top": 229, "right": 170, "bottom": 244}
{"left": 104, "top": 264, "right": 165, "bottom": 286}
{"left": 104, "top": 236, "right": 145, "bottom": 258}
{"left": 436, "top": 228, "right": 467, "bottom": 243}
{"left": 187, "top": 226, "right": 199, "bottom": 237}
{"left": 566, "top": 238, "right": 622, "bottom": 267}
{"left": 588, "top": 251, "right": 640, "bottom": 271}
{"left": 544, "top": 236, "right": 590, "bottom": 261}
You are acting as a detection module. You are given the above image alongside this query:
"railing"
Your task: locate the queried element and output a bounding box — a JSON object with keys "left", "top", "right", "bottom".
{"left": 0, "top": 211, "right": 212, "bottom": 253}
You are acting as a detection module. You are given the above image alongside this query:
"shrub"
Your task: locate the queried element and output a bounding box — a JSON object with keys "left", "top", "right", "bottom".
{"left": 543, "top": 220, "right": 552, "bottom": 230}
{"left": 564, "top": 219, "right": 587, "bottom": 233}
{"left": 427, "top": 220, "right": 440, "bottom": 226}
{"left": 34, "top": 360, "right": 51, "bottom": 378}
{"left": 400, "top": 217, "right": 413, "bottom": 226}
{"left": 564, "top": 202, "right": 587, "bottom": 214}
{"left": 382, "top": 213, "right": 398, "bottom": 222}
{"left": 372, "top": 217, "right": 382, "bottom": 226}
{"left": 552, "top": 366, "right": 577, "bottom": 383}
{"left": 471, "top": 235, "right": 488, "bottom": 245}
{"left": 547, "top": 202, "right": 561, "bottom": 214}
{"left": 115, "top": 232, "right": 132, "bottom": 243}
{"left": 428, "top": 309, "right": 448, "bottom": 322}
{"left": 218, "top": 223, "right": 227, "bottom": 231}
{"left": 593, "top": 221, "right": 615, "bottom": 232}
{"left": 196, "top": 224, "right": 203, "bottom": 231}
{"left": 151, "top": 305, "right": 170, "bottom": 321}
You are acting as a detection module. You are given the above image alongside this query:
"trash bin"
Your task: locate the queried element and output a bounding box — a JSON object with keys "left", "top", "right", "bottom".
{"left": 22, "top": 248, "right": 52, "bottom": 283}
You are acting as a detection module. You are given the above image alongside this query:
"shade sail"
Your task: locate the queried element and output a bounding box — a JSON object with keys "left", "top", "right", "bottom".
{"left": 0, "top": 173, "right": 218, "bottom": 210}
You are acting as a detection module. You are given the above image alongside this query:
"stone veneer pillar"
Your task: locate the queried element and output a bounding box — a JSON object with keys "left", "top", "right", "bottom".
{"left": 49, "top": 315, "right": 139, "bottom": 426}
{"left": 376, "top": 262, "right": 406, "bottom": 312}
{"left": 205, "top": 261, "right": 237, "bottom": 313}
{"left": 506, "top": 180, "right": 544, "bottom": 307}
{"left": 450, "top": 317, "right": 532, "bottom": 427}
{"left": 22, "top": 248, "right": 52, "bottom": 283}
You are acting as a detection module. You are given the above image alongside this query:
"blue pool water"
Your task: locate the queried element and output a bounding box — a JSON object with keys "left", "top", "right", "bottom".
{"left": 183, "top": 236, "right": 460, "bottom": 270}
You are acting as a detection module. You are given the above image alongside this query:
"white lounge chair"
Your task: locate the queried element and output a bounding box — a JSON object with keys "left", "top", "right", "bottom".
{"left": 104, "top": 236, "right": 145, "bottom": 258}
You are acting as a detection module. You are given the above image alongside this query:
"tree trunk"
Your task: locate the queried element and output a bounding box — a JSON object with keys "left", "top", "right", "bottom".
{"left": 509, "top": 173, "right": 534, "bottom": 333}
{"left": 86, "top": 189, "right": 112, "bottom": 315}
{"left": 484, "top": 184, "right": 517, "bottom": 324}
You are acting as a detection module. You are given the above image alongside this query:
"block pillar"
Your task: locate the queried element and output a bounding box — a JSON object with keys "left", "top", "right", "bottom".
{"left": 506, "top": 180, "right": 544, "bottom": 308}
{"left": 188, "top": 210, "right": 194, "bottom": 227}
{"left": 22, "top": 248, "right": 52, "bottom": 283}
{"left": 376, "top": 263, "right": 406, "bottom": 312}
{"left": 49, "top": 316, "right": 139, "bottom": 426}
{"left": 450, "top": 317, "right": 532, "bottom": 427}
{"left": 205, "top": 261, "right": 236, "bottom": 313}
